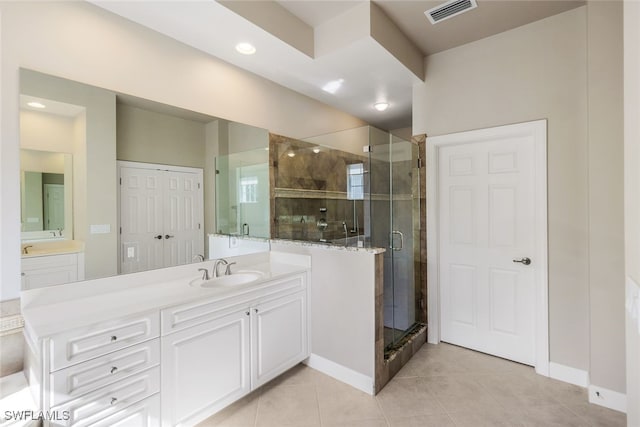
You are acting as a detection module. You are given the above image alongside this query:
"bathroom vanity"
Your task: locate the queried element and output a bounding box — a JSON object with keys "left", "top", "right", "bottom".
{"left": 21, "top": 240, "right": 85, "bottom": 291}
{"left": 21, "top": 251, "right": 310, "bottom": 426}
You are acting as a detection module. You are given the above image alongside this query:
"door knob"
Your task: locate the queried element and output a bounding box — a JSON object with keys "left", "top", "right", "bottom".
{"left": 154, "top": 235, "right": 163, "bottom": 240}
{"left": 165, "top": 235, "right": 175, "bottom": 239}
{"left": 513, "top": 257, "right": 532, "bottom": 265}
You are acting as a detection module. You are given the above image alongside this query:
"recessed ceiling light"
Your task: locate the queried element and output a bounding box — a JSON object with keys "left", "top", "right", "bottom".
{"left": 312, "top": 147, "right": 321, "bottom": 154}
{"left": 27, "top": 101, "right": 46, "bottom": 109}
{"left": 322, "top": 79, "right": 344, "bottom": 94}
{"left": 374, "top": 102, "right": 389, "bottom": 112}
{"left": 235, "top": 42, "right": 256, "bottom": 55}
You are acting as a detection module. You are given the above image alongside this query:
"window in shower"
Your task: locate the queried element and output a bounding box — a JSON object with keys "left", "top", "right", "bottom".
{"left": 239, "top": 176, "right": 258, "bottom": 204}
{"left": 347, "top": 163, "right": 365, "bottom": 200}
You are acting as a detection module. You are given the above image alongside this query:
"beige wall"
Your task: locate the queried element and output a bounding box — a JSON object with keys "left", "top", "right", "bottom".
{"left": 586, "top": 1, "right": 626, "bottom": 395}
{"left": 414, "top": 7, "right": 591, "bottom": 373}
{"left": 414, "top": 6, "right": 627, "bottom": 396}
{"left": 624, "top": 1, "right": 640, "bottom": 423}
{"left": 116, "top": 104, "right": 207, "bottom": 169}
{"left": 20, "top": 110, "right": 75, "bottom": 153}
{"left": 0, "top": 1, "right": 365, "bottom": 301}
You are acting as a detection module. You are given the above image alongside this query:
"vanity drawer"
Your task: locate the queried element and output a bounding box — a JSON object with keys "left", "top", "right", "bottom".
{"left": 49, "top": 339, "right": 160, "bottom": 407}
{"left": 22, "top": 253, "right": 77, "bottom": 269}
{"left": 161, "top": 274, "right": 305, "bottom": 335}
{"left": 51, "top": 366, "right": 160, "bottom": 427}
{"left": 87, "top": 393, "right": 160, "bottom": 427}
{"left": 49, "top": 311, "right": 160, "bottom": 371}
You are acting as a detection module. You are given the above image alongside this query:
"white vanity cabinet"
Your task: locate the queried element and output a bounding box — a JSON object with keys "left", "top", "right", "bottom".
{"left": 23, "top": 255, "right": 311, "bottom": 427}
{"left": 25, "top": 311, "right": 161, "bottom": 427}
{"left": 160, "top": 273, "right": 309, "bottom": 427}
{"left": 21, "top": 252, "right": 85, "bottom": 290}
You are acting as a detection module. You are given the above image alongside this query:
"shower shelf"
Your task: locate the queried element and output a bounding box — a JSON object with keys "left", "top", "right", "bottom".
{"left": 274, "top": 187, "right": 411, "bottom": 201}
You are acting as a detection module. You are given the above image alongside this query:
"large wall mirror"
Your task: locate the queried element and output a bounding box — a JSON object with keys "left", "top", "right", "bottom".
{"left": 19, "top": 68, "right": 270, "bottom": 289}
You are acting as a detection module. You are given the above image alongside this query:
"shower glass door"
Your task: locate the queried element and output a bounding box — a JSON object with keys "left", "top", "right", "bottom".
{"left": 370, "top": 130, "right": 421, "bottom": 352}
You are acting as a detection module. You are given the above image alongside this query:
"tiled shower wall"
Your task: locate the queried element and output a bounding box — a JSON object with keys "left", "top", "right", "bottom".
{"left": 269, "top": 133, "right": 367, "bottom": 243}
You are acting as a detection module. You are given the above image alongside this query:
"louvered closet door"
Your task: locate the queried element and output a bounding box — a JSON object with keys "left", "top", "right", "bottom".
{"left": 439, "top": 134, "right": 536, "bottom": 365}
{"left": 120, "top": 167, "right": 164, "bottom": 274}
{"left": 163, "top": 171, "right": 203, "bottom": 268}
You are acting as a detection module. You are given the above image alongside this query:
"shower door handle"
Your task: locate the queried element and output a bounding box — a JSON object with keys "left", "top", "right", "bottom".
{"left": 391, "top": 230, "right": 404, "bottom": 251}
{"left": 242, "top": 223, "right": 250, "bottom": 236}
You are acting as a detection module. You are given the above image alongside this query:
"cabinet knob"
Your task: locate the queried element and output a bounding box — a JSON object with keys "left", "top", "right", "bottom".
{"left": 110, "top": 366, "right": 118, "bottom": 374}
{"left": 245, "top": 311, "right": 250, "bottom": 316}
{"left": 110, "top": 397, "right": 118, "bottom": 405}
{"left": 254, "top": 308, "right": 259, "bottom": 314}
{"left": 21, "top": 272, "right": 25, "bottom": 277}
{"left": 110, "top": 335, "right": 118, "bottom": 342}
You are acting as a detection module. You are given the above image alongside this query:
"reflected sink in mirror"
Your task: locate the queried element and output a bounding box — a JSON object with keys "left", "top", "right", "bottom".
{"left": 190, "top": 271, "right": 264, "bottom": 288}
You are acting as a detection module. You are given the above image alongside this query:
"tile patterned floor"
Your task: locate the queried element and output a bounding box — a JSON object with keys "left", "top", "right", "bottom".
{"left": 198, "top": 343, "right": 627, "bottom": 427}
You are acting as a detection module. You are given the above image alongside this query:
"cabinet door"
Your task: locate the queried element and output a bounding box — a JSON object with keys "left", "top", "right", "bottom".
{"left": 161, "top": 309, "right": 251, "bottom": 427}
{"left": 22, "top": 265, "right": 77, "bottom": 290}
{"left": 252, "top": 291, "right": 308, "bottom": 388}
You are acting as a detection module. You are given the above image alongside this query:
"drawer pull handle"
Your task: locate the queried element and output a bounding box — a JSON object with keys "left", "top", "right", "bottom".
{"left": 110, "top": 335, "right": 117, "bottom": 342}
{"left": 110, "top": 366, "right": 118, "bottom": 374}
{"left": 110, "top": 397, "right": 118, "bottom": 405}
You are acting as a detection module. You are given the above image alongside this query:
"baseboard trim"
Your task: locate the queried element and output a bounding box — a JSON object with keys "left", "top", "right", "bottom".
{"left": 549, "top": 362, "right": 589, "bottom": 387}
{"left": 588, "top": 385, "right": 627, "bottom": 413}
{"left": 304, "top": 354, "right": 374, "bottom": 395}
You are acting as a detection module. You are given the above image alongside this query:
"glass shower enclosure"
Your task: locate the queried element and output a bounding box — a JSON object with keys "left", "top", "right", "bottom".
{"left": 368, "top": 129, "right": 422, "bottom": 352}
{"left": 270, "top": 126, "right": 422, "bottom": 353}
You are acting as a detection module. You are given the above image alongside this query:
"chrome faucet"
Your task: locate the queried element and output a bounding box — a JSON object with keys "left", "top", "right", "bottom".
{"left": 198, "top": 268, "right": 211, "bottom": 281}
{"left": 342, "top": 221, "right": 348, "bottom": 244}
{"left": 192, "top": 254, "right": 205, "bottom": 262}
{"left": 22, "top": 245, "right": 33, "bottom": 255}
{"left": 213, "top": 259, "right": 236, "bottom": 277}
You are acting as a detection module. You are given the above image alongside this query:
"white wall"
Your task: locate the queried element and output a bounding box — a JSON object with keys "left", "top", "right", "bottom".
{"left": 414, "top": 5, "right": 625, "bottom": 396}
{"left": 0, "top": 1, "right": 366, "bottom": 302}
{"left": 271, "top": 241, "right": 376, "bottom": 381}
{"left": 624, "top": 1, "right": 640, "bottom": 423}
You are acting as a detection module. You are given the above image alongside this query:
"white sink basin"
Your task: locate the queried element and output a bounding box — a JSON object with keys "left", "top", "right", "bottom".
{"left": 191, "top": 271, "right": 264, "bottom": 288}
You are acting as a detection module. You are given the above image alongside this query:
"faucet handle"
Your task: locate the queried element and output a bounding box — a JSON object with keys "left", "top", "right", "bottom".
{"left": 225, "top": 262, "right": 237, "bottom": 276}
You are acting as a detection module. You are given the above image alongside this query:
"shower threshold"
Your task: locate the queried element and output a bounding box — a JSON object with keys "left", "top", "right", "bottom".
{"left": 384, "top": 322, "right": 427, "bottom": 359}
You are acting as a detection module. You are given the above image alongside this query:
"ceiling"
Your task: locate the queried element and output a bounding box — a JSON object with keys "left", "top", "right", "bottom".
{"left": 92, "top": 0, "right": 584, "bottom": 131}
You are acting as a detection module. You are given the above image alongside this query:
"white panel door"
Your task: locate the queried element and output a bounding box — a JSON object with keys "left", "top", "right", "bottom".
{"left": 163, "top": 171, "right": 203, "bottom": 268}
{"left": 119, "top": 163, "right": 204, "bottom": 274}
{"left": 120, "top": 167, "right": 164, "bottom": 274}
{"left": 44, "top": 184, "right": 65, "bottom": 231}
{"left": 439, "top": 135, "right": 536, "bottom": 365}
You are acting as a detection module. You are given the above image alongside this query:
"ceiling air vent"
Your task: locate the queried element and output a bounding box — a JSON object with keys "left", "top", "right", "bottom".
{"left": 425, "top": 0, "right": 478, "bottom": 24}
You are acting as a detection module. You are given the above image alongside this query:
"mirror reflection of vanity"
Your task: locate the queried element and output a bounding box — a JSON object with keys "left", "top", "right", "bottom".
{"left": 19, "top": 68, "right": 271, "bottom": 289}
